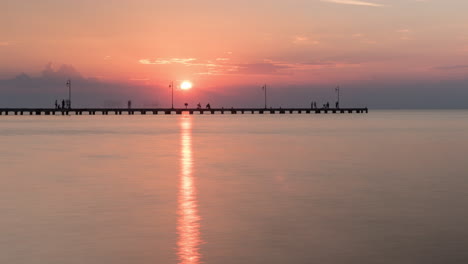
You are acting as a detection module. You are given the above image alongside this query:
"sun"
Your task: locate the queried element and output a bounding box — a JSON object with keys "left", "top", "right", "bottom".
{"left": 180, "top": 81, "right": 192, "bottom": 90}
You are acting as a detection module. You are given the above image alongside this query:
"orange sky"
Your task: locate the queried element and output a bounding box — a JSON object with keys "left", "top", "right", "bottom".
{"left": 1, "top": 0, "right": 468, "bottom": 108}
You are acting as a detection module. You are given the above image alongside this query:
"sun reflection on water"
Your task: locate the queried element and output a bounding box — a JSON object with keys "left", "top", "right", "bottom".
{"left": 177, "top": 116, "right": 202, "bottom": 264}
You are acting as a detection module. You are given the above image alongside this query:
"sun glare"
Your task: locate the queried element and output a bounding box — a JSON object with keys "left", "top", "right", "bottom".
{"left": 180, "top": 81, "right": 192, "bottom": 90}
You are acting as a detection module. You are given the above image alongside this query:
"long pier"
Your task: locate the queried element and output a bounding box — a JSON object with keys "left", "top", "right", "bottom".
{"left": 0, "top": 107, "right": 368, "bottom": 116}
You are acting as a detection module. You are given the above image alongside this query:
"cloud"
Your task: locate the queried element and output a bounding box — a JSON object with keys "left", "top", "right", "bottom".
{"left": 0, "top": 64, "right": 160, "bottom": 108}
{"left": 139, "top": 58, "right": 219, "bottom": 70}
{"left": 139, "top": 58, "right": 197, "bottom": 65}
{"left": 293, "top": 36, "right": 320, "bottom": 45}
{"left": 320, "top": 0, "right": 384, "bottom": 7}
{"left": 41, "top": 63, "right": 83, "bottom": 79}
{"left": 234, "top": 63, "right": 292, "bottom": 75}
{"left": 140, "top": 56, "right": 356, "bottom": 76}
{"left": 397, "top": 29, "right": 411, "bottom": 33}
{"left": 2, "top": 64, "right": 468, "bottom": 109}
{"left": 0, "top": 41, "right": 10, "bottom": 47}
{"left": 434, "top": 65, "right": 468, "bottom": 70}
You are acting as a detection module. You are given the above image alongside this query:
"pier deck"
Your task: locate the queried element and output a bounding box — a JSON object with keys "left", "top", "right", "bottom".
{"left": 0, "top": 107, "right": 368, "bottom": 116}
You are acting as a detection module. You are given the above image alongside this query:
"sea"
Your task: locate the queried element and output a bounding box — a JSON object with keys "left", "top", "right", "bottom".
{"left": 1, "top": 110, "right": 468, "bottom": 264}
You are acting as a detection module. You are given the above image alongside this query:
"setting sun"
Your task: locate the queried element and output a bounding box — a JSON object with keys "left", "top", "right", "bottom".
{"left": 180, "top": 81, "right": 192, "bottom": 90}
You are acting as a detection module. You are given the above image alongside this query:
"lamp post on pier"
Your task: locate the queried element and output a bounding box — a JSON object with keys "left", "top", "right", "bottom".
{"left": 66, "top": 79, "right": 71, "bottom": 109}
{"left": 335, "top": 85, "right": 340, "bottom": 109}
{"left": 262, "top": 84, "right": 267, "bottom": 109}
{"left": 169, "top": 81, "right": 174, "bottom": 109}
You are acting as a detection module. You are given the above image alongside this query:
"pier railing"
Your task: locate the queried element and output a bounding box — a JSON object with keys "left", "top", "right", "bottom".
{"left": 0, "top": 107, "right": 368, "bottom": 116}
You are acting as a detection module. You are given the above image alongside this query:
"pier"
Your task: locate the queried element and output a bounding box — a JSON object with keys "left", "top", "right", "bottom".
{"left": 0, "top": 107, "right": 368, "bottom": 116}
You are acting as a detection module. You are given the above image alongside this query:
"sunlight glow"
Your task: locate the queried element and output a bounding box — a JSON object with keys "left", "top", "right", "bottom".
{"left": 180, "top": 81, "right": 193, "bottom": 90}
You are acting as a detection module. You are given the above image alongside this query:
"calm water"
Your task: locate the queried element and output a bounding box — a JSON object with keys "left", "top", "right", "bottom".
{"left": 1, "top": 111, "right": 468, "bottom": 264}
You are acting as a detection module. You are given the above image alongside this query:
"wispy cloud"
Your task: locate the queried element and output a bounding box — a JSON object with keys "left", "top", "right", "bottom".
{"left": 396, "top": 29, "right": 411, "bottom": 34}
{"left": 292, "top": 36, "right": 320, "bottom": 45}
{"left": 321, "top": 0, "right": 384, "bottom": 7}
{"left": 139, "top": 58, "right": 197, "bottom": 65}
{"left": 434, "top": 65, "right": 468, "bottom": 70}
{"left": 140, "top": 56, "right": 359, "bottom": 76}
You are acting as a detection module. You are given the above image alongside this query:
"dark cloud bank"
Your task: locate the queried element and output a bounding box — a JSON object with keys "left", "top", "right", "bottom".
{"left": 0, "top": 64, "right": 467, "bottom": 109}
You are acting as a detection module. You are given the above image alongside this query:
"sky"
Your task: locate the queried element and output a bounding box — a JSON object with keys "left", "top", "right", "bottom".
{"left": 1, "top": 0, "right": 468, "bottom": 108}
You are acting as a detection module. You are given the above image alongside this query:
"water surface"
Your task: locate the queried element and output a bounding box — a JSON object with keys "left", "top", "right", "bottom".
{"left": 1, "top": 111, "right": 468, "bottom": 263}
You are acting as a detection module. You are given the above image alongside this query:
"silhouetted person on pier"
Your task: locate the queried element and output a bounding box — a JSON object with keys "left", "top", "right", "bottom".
{"left": 61, "top": 100, "right": 65, "bottom": 109}
{"left": 326, "top": 102, "right": 330, "bottom": 109}
{"left": 206, "top": 103, "right": 211, "bottom": 109}
{"left": 336, "top": 101, "right": 339, "bottom": 109}
{"left": 197, "top": 103, "right": 201, "bottom": 109}
{"left": 55, "top": 100, "right": 58, "bottom": 109}
{"left": 128, "top": 100, "right": 132, "bottom": 109}
{"left": 185, "top": 103, "right": 188, "bottom": 109}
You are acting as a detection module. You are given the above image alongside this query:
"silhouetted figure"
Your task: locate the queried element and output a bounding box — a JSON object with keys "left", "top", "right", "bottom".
{"left": 61, "top": 100, "right": 65, "bottom": 109}
{"left": 197, "top": 103, "right": 201, "bottom": 109}
{"left": 55, "top": 100, "right": 58, "bottom": 109}
{"left": 185, "top": 103, "right": 188, "bottom": 109}
{"left": 206, "top": 103, "right": 211, "bottom": 109}
{"left": 326, "top": 102, "right": 330, "bottom": 109}
{"left": 335, "top": 101, "right": 339, "bottom": 109}
{"left": 128, "top": 100, "right": 132, "bottom": 109}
